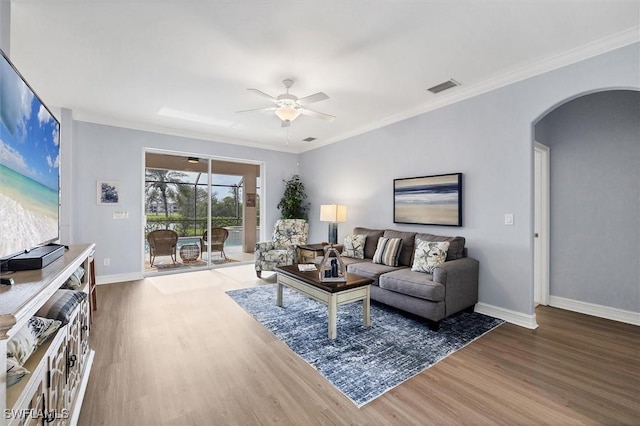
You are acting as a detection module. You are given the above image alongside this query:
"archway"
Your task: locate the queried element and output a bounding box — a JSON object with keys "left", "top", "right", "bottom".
{"left": 531, "top": 89, "right": 639, "bottom": 323}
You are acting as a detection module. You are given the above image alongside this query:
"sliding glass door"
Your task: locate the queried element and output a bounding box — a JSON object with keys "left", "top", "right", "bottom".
{"left": 144, "top": 152, "right": 259, "bottom": 275}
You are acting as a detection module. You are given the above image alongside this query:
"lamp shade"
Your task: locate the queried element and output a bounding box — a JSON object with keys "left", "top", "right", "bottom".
{"left": 320, "top": 204, "right": 347, "bottom": 223}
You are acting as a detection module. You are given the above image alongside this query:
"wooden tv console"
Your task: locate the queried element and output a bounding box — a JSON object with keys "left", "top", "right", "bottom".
{"left": 0, "top": 244, "right": 95, "bottom": 426}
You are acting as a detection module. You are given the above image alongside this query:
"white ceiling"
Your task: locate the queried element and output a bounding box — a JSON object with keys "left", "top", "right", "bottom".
{"left": 8, "top": 1, "right": 640, "bottom": 153}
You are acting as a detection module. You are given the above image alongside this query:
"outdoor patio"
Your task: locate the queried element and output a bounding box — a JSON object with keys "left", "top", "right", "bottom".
{"left": 144, "top": 230, "right": 255, "bottom": 274}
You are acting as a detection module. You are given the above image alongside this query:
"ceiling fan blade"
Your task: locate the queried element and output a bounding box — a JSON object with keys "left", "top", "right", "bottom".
{"left": 297, "top": 92, "right": 329, "bottom": 106}
{"left": 300, "top": 108, "right": 336, "bottom": 121}
{"left": 236, "top": 106, "right": 277, "bottom": 113}
{"left": 247, "top": 88, "right": 278, "bottom": 102}
{"left": 281, "top": 119, "right": 291, "bottom": 128}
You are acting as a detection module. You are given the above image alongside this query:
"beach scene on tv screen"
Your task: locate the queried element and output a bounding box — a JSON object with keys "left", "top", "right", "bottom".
{"left": 0, "top": 56, "right": 60, "bottom": 257}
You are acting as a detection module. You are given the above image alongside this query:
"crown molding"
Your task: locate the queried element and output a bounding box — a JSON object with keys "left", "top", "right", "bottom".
{"left": 67, "top": 26, "right": 639, "bottom": 156}
{"left": 306, "top": 26, "right": 640, "bottom": 153}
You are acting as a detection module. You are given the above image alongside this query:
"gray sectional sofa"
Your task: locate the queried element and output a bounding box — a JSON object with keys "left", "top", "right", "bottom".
{"left": 334, "top": 227, "right": 479, "bottom": 330}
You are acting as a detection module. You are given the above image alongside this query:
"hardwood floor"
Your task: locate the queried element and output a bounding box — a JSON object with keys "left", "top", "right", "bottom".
{"left": 79, "top": 265, "right": 640, "bottom": 425}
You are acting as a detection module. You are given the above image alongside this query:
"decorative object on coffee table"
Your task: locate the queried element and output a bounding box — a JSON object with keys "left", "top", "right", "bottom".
{"left": 320, "top": 204, "right": 347, "bottom": 244}
{"left": 318, "top": 246, "right": 346, "bottom": 282}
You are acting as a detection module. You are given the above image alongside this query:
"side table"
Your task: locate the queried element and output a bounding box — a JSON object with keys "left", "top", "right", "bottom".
{"left": 179, "top": 244, "right": 201, "bottom": 263}
{"left": 297, "top": 243, "right": 327, "bottom": 263}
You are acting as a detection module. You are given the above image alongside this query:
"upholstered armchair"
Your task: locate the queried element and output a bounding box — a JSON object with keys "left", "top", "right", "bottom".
{"left": 255, "top": 219, "right": 309, "bottom": 278}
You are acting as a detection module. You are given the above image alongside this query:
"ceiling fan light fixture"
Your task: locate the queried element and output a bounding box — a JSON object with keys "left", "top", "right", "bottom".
{"left": 275, "top": 105, "right": 302, "bottom": 122}
{"left": 242, "top": 79, "right": 333, "bottom": 127}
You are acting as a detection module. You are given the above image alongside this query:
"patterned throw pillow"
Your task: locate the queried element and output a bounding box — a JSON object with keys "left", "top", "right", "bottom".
{"left": 62, "top": 265, "right": 85, "bottom": 290}
{"left": 341, "top": 234, "right": 366, "bottom": 259}
{"left": 411, "top": 240, "right": 450, "bottom": 273}
{"left": 6, "top": 356, "right": 29, "bottom": 387}
{"left": 372, "top": 237, "right": 403, "bottom": 267}
{"left": 7, "top": 316, "right": 62, "bottom": 366}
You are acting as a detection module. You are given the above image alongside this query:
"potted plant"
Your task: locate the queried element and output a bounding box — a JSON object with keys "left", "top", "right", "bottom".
{"left": 277, "top": 174, "right": 309, "bottom": 220}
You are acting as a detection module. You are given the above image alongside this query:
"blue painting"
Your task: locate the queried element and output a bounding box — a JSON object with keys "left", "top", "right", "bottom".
{"left": 394, "top": 173, "right": 462, "bottom": 226}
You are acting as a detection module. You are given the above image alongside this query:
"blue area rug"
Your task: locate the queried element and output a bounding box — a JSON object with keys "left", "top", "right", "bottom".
{"left": 226, "top": 285, "right": 504, "bottom": 407}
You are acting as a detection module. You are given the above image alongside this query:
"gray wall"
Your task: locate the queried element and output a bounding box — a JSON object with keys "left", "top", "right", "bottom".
{"left": 535, "top": 90, "right": 639, "bottom": 312}
{"left": 71, "top": 121, "right": 299, "bottom": 279}
{"left": 300, "top": 43, "right": 640, "bottom": 317}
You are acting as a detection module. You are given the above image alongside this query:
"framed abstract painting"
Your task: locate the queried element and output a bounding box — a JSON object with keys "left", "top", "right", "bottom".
{"left": 393, "top": 173, "right": 462, "bottom": 226}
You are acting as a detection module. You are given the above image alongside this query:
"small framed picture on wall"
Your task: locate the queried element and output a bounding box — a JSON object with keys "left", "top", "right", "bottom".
{"left": 97, "top": 180, "right": 121, "bottom": 205}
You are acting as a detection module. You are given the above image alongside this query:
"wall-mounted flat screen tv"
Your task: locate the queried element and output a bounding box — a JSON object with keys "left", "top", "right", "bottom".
{"left": 0, "top": 49, "right": 60, "bottom": 261}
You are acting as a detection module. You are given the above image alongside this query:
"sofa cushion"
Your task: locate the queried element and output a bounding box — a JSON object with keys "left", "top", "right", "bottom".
{"left": 411, "top": 240, "right": 450, "bottom": 273}
{"left": 340, "top": 256, "right": 369, "bottom": 267}
{"left": 341, "top": 234, "right": 366, "bottom": 259}
{"left": 347, "top": 261, "right": 406, "bottom": 286}
{"left": 415, "top": 233, "right": 465, "bottom": 261}
{"left": 379, "top": 268, "right": 445, "bottom": 302}
{"left": 372, "top": 237, "right": 403, "bottom": 266}
{"left": 383, "top": 230, "right": 417, "bottom": 267}
{"left": 353, "top": 227, "right": 384, "bottom": 259}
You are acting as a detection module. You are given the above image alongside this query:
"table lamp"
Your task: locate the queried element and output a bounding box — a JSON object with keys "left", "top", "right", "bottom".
{"left": 320, "top": 204, "right": 347, "bottom": 245}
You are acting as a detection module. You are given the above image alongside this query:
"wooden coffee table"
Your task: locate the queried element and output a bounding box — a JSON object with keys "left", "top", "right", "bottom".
{"left": 274, "top": 264, "right": 373, "bottom": 339}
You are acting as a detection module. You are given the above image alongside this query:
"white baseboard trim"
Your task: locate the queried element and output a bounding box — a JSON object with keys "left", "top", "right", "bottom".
{"left": 96, "top": 272, "right": 143, "bottom": 285}
{"left": 549, "top": 296, "right": 640, "bottom": 326}
{"left": 474, "top": 302, "right": 538, "bottom": 329}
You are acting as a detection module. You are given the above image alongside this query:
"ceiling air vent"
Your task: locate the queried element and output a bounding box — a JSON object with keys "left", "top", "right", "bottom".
{"left": 427, "top": 79, "right": 460, "bottom": 94}
{"left": 302, "top": 137, "right": 316, "bottom": 142}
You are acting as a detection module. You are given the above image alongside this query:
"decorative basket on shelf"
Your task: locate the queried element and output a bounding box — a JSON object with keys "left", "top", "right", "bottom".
{"left": 318, "top": 246, "right": 346, "bottom": 282}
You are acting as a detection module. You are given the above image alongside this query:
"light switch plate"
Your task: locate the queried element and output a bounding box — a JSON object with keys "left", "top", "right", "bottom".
{"left": 504, "top": 213, "right": 514, "bottom": 225}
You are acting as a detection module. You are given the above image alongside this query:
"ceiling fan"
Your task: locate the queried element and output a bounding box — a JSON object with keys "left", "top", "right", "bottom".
{"left": 238, "top": 79, "right": 335, "bottom": 127}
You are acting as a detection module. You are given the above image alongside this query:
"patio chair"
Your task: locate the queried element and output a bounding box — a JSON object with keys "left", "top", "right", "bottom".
{"left": 202, "top": 227, "right": 229, "bottom": 259}
{"left": 255, "top": 219, "right": 308, "bottom": 278}
{"left": 147, "top": 229, "right": 178, "bottom": 266}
